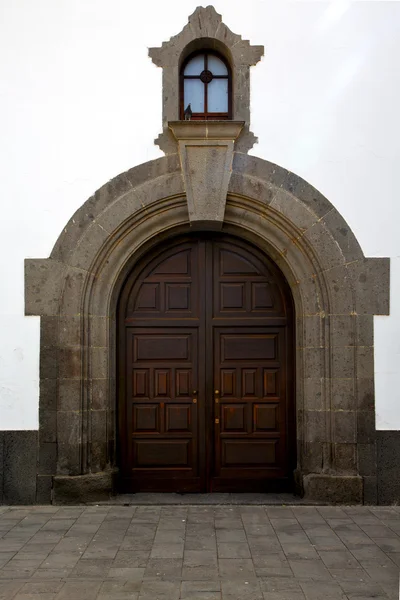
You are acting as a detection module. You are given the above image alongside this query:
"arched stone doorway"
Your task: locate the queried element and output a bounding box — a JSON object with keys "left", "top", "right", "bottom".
{"left": 117, "top": 233, "right": 295, "bottom": 493}
{"left": 25, "top": 152, "right": 389, "bottom": 504}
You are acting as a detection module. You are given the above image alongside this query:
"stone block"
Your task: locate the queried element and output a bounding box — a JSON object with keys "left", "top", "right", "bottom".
{"left": 303, "top": 411, "right": 328, "bottom": 443}
{"left": 356, "top": 378, "right": 375, "bottom": 411}
{"left": 36, "top": 475, "right": 52, "bottom": 504}
{"left": 330, "top": 314, "right": 356, "bottom": 347}
{"left": 356, "top": 346, "right": 374, "bottom": 379}
{"left": 377, "top": 431, "right": 400, "bottom": 504}
{"left": 40, "top": 346, "right": 58, "bottom": 380}
{"left": 59, "top": 317, "right": 81, "bottom": 347}
{"left": 90, "top": 442, "right": 108, "bottom": 472}
{"left": 40, "top": 316, "right": 59, "bottom": 347}
{"left": 324, "top": 265, "right": 354, "bottom": 314}
{"left": 321, "top": 209, "right": 363, "bottom": 264}
{"left": 0, "top": 431, "right": 3, "bottom": 504}
{"left": 25, "top": 259, "right": 66, "bottom": 317}
{"left": 303, "top": 348, "right": 325, "bottom": 379}
{"left": 356, "top": 315, "right": 374, "bottom": 347}
{"left": 60, "top": 268, "right": 93, "bottom": 316}
{"left": 303, "top": 378, "right": 323, "bottom": 411}
{"left": 331, "top": 378, "right": 355, "bottom": 411}
{"left": 358, "top": 443, "right": 377, "bottom": 476}
{"left": 169, "top": 121, "right": 243, "bottom": 227}
{"left": 301, "top": 441, "right": 324, "bottom": 473}
{"left": 333, "top": 411, "right": 356, "bottom": 443}
{"left": 39, "top": 378, "right": 57, "bottom": 411}
{"left": 363, "top": 475, "right": 378, "bottom": 505}
{"left": 334, "top": 443, "right": 357, "bottom": 474}
{"left": 58, "top": 379, "right": 81, "bottom": 411}
{"left": 69, "top": 223, "right": 109, "bottom": 271}
{"left": 304, "top": 221, "right": 346, "bottom": 272}
{"left": 89, "top": 316, "right": 108, "bottom": 348}
{"left": 3, "top": 431, "right": 38, "bottom": 505}
{"left": 91, "top": 410, "right": 107, "bottom": 443}
{"left": 58, "top": 347, "right": 81, "bottom": 379}
{"left": 39, "top": 410, "right": 57, "bottom": 443}
{"left": 90, "top": 379, "right": 108, "bottom": 410}
{"left": 270, "top": 189, "right": 318, "bottom": 234}
{"left": 357, "top": 411, "right": 376, "bottom": 444}
{"left": 302, "top": 315, "right": 323, "bottom": 348}
{"left": 57, "top": 443, "right": 82, "bottom": 476}
{"left": 57, "top": 412, "right": 81, "bottom": 445}
{"left": 303, "top": 474, "right": 363, "bottom": 504}
{"left": 91, "top": 347, "right": 108, "bottom": 379}
{"left": 53, "top": 472, "right": 113, "bottom": 504}
{"left": 332, "top": 347, "right": 355, "bottom": 379}
{"left": 38, "top": 442, "right": 57, "bottom": 475}
{"left": 347, "top": 257, "right": 390, "bottom": 315}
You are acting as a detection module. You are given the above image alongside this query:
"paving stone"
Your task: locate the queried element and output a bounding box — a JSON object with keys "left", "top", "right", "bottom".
{"left": 221, "top": 579, "right": 263, "bottom": 600}
{"left": 19, "top": 582, "right": 65, "bottom": 594}
{"left": 0, "top": 581, "right": 24, "bottom": 599}
{"left": 181, "top": 566, "right": 219, "bottom": 581}
{"left": 143, "top": 558, "right": 182, "bottom": 580}
{"left": 217, "top": 543, "right": 251, "bottom": 559}
{"left": 218, "top": 558, "right": 256, "bottom": 578}
{"left": 55, "top": 580, "right": 101, "bottom": 599}
{"left": 338, "top": 579, "right": 389, "bottom": 598}
{"left": 138, "top": 579, "right": 180, "bottom": 599}
{"left": 288, "top": 559, "right": 332, "bottom": 580}
{"left": 318, "top": 550, "right": 361, "bottom": 569}
{"left": 0, "top": 504, "right": 399, "bottom": 599}
{"left": 97, "top": 580, "right": 140, "bottom": 599}
{"left": 299, "top": 580, "right": 348, "bottom": 599}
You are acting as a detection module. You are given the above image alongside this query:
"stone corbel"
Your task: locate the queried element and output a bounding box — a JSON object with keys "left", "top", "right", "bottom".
{"left": 169, "top": 121, "right": 244, "bottom": 229}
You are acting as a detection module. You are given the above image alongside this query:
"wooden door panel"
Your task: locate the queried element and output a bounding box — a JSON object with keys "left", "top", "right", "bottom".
{"left": 123, "top": 327, "right": 200, "bottom": 491}
{"left": 212, "top": 325, "right": 288, "bottom": 489}
{"left": 119, "top": 235, "right": 294, "bottom": 493}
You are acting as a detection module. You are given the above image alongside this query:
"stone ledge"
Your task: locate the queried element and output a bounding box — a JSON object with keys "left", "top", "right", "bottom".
{"left": 53, "top": 472, "right": 114, "bottom": 505}
{"left": 302, "top": 474, "right": 363, "bottom": 504}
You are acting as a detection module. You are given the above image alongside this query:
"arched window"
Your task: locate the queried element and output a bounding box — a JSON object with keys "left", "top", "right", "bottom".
{"left": 180, "top": 51, "right": 232, "bottom": 120}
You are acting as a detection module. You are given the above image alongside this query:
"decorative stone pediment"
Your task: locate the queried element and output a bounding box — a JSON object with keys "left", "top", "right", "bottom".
{"left": 169, "top": 120, "right": 243, "bottom": 228}
{"left": 149, "top": 6, "right": 264, "bottom": 154}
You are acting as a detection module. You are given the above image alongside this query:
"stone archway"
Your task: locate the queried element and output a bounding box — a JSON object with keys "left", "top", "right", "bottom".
{"left": 25, "top": 152, "right": 389, "bottom": 504}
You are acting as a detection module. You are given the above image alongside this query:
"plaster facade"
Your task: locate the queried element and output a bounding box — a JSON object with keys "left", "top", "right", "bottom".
{"left": 0, "top": 4, "right": 398, "bottom": 504}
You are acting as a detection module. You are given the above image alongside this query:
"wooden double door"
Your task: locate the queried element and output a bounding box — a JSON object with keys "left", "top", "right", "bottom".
{"left": 118, "top": 234, "right": 295, "bottom": 493}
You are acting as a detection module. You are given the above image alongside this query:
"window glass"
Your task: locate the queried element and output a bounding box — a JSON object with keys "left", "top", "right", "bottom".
{"left": 208, "top": 55, "right": 228, "bottom": 76}
{"left": 184, "top": 54, "right": 205, "bottom": 76}
{"left": 184, "top": 79, "right": 205, "bottom": 112}
{"left": 208, "top": 79, "right": 228, "bottom": 112}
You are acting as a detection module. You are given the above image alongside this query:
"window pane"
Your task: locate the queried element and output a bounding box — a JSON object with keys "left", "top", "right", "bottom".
{"left": 208, "top": 55, "right": 228, "bottom": 76}
{"left": 184, "top": 79, "right": 205, "bottom": 113}
{"left": 207, "top": 79, "right": 228, "bottom": 112}
{"left": 184, "top": 54, "right": 205, "bottom": 75}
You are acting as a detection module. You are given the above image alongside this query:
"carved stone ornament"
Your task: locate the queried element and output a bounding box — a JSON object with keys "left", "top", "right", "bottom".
{"left": 149, "top": 5, "right": 264, "bottom": 155}
{"left": 169, "top": 121, "right": 243, "bottom": 227}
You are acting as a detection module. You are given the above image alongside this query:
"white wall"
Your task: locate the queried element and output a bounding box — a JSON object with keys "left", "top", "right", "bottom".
{"left": 0, "top": 0, "right": 399, "bottom": 430}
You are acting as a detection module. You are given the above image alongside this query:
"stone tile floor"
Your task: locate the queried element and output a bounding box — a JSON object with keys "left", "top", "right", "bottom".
{"left": 0, "top": 504, "right": 399, "bottom": 599}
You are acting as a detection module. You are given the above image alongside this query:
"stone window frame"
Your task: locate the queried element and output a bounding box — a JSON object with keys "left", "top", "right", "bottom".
{"left": 149, "top": 6, "right": 264, "bottom": 154}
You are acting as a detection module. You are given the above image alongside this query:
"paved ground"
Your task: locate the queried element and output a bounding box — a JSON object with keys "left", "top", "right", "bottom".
{"left": 0, "top": 505, "right": 399, "bottom": 599}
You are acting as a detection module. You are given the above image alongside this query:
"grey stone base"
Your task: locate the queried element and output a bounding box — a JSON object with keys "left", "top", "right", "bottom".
{"left": 302, "top": 474, "right": 363, "bottom": 504}
{"left": 377, "top": 431, "right": 400, "bottom": 504}
{"left": 0, "top": 431, "right": 38, "bottom": 504}
{"left": 53, "top": 472, "right": 114, "bottom": 505}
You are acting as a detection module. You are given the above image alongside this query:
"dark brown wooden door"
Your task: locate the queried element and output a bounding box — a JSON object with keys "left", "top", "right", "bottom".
{"left": 118, "top": 235, "right": 294, "bottom": 493}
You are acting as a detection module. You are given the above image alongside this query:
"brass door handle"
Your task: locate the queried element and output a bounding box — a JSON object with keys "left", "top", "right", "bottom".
{"left": 214, "top": 390, "right": 220, "bottom": 394}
